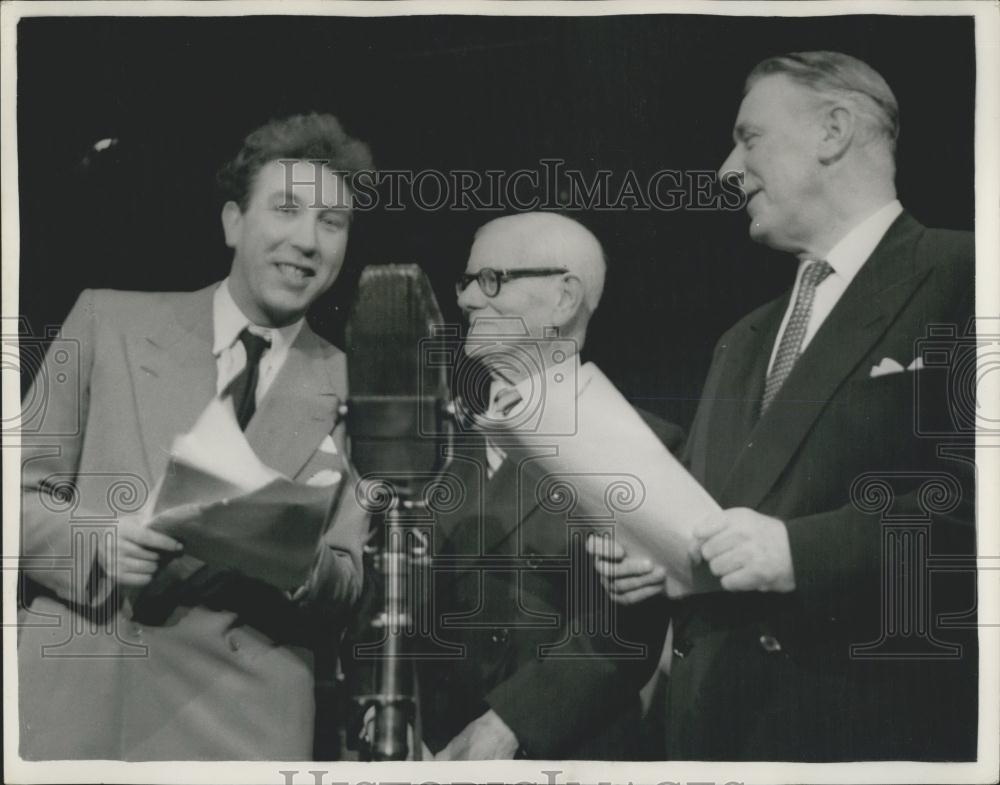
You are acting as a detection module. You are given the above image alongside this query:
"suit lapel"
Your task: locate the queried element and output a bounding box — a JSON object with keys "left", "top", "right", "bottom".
{"left": 434, "top": 443, "right": 488, "bottom": 548}
{"left": 127, "top": 286, "right": 218, "bottom": 482}
{"left": 482, "top": 446, "right": 548, "bottom": 554}
{"left": 702, "top": 297, "right": 786, "bottom": 497}
{"left": 433, "top": 439, "right": 547, "bottom": 560}
{"left": 718, "top": 212, "right": 930, "bottom": 509}
{"left": 245, "top": 323, "right": 344, "bottom": 479}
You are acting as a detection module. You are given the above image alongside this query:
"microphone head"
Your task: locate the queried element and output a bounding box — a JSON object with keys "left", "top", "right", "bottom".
{"left": 345, "top": 264, "right": 450, "bottom": 488}
{"left": 346, "top": 264, "right": 447, "bottom": 398}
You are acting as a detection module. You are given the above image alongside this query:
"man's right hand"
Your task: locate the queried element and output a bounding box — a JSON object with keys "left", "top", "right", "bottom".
{"left": 97, "top": 512, "right": 183, "bottom": 588}
{"left": 586, "top": 534, "right": 667, "bottom": 605}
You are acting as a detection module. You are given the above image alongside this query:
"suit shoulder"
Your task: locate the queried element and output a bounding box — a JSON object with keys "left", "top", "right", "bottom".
{"left": 82, "top": 288, "right": 207, "bottom": 324}
{"left": 915, "top": 226, "right": 974, "bottom": 272}
{"left": 302, "top": 323, "right": 344, "bottom": 361}
{"left": 914, "top": 226, "right": 974, "bottom": 306}
{"left": 59, "top": 289, "right": 174, "bottom": 336}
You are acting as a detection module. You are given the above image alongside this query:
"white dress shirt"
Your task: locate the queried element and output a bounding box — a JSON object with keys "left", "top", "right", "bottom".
{"left": 766, "top": 200, "right": 904, "bottom": 376}
{"left": 212, "top": 279, "right": 304, "bottom": 404}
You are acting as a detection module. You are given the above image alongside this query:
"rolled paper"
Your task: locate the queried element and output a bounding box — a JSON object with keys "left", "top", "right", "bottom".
{"left": 484, "top": 359, "right": 720, "bottom": 597}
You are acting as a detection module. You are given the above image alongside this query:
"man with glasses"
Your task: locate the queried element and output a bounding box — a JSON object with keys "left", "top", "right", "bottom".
{"left": 417, "top": 212, "right": 679, "bottom": 760}
{"left": 592, "top": 51, "right": 977, "bottom": 760}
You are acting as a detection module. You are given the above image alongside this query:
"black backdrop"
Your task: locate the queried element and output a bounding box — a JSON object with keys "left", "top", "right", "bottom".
{"left": 17, "top": 13, "right": 975, "bottom": 428}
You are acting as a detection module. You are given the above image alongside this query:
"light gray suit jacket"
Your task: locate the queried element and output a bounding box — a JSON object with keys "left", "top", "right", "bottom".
{"left": 18, "top": 284, "right": 368, "bottom": 760}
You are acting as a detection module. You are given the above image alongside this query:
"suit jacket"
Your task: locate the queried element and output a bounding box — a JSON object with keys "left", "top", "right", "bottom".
{"left": 18, "top": 284, "right": 368, "bottom": 760}
{"left": 668, "top": 212, "right": 978, "bottom": 760}
{"left": 416, "top": 412, "right": 682, "bottom": 759}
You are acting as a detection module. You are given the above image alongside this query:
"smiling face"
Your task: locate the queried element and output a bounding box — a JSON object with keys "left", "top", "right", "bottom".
{"left": 222, "top": 159, "right": 352, "bottom": 327}
{"left": 718, "top": 74, "right": 827, "bottom": 254}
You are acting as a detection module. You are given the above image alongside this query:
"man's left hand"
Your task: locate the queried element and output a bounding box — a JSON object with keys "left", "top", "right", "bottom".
{"left": 435, "top": 709, "right": 519, "bottom": 760}
{"left": 691, "top": 507, "right": 795, "bottom": 592}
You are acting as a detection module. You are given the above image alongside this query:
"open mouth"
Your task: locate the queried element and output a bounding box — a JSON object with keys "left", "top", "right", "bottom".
{"left": 274, "top": 262, "right": 316, "bottom": 283}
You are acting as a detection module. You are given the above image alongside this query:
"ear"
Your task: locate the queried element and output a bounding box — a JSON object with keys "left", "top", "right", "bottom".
{"left": 551, "top": 274, "right": 586, "bottom": 327}
{"left": 221, "top": 201, "right": 244, "bottom": 249}
{"left": 817, "top": 104, "right": 855, "bottom": 164}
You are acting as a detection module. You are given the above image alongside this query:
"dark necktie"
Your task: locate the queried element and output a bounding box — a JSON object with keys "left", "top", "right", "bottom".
{"left": 227, "top": 328, "right": 271, "bottom": 430}
{"left": 484, "top": 386, "right": 521, "bottom": 480}
{"left": 761, "top": 259, "right": 834, "bottom": 415}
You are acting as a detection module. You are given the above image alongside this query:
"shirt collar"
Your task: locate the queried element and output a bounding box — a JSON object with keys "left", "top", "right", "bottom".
{"left": 821, "top": 199, "right": 903, "bottom": 284}
{"left": 487, "top": 350, "right": 579, "bottom": 416}
{"left": 212, "top": 278, "right": 305, "bottom": 356}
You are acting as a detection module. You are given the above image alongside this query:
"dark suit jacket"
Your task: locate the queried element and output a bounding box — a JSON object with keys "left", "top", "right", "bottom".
{"left": 668, "top": 212, "right": 978, "bottom": 761}
{"left": 416, "top": 411, "right": 683, "bottom": 759}
{"left": 18, "top": 285, "right": 368, "bottom": 760}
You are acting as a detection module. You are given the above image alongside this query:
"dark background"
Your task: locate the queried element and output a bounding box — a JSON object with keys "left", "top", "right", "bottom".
{"left": 17, "top": 13, "right": 976, "bottom": 429}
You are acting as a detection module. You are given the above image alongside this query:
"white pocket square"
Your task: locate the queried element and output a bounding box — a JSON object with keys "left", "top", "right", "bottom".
{"left": 870, "top": 357, "right": 906, "bottom": 377}
{"left": 907, "top": 356, "right": 924, "bottom": 371}
{"left": 306, "top": 469, "right": 342, "bottom": 487}
{"left": 318, "top": 434, "right": 339, "bottom": 455}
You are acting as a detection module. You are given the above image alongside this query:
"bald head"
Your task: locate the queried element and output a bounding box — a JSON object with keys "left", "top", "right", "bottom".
{"left": 472, "top": 212, "right": 607, "bottom": 313}
{"left": 457, "top": 212, "right": 608, "bottom": 367}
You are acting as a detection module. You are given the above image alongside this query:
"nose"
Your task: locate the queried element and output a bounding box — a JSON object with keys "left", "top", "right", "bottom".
{"left": 718, "top": 145, "right": 743, "bottom": 182}
{"left": 289, "top": 212, "right": 318, "bottom": 256}
{"left": 456, "top": 276, "right": 485, "bottom": 312}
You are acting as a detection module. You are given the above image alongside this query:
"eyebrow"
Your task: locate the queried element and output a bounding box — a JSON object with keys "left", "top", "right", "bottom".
{"left": 271, "top": 191, "right": 352, "bottom": 210}
{"left": 271, "top": 190, "right": 302, "bottom": 204}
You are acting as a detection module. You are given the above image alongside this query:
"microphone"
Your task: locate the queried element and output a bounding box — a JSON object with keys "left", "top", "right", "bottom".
{"left": 345, "top": 264, "right": 451, "bottom": 495}
{"left": 344, "top": 264, "right": 450, "bottom": 762}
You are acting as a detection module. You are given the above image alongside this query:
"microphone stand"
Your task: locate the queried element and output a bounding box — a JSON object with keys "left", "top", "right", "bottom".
{"left": 342, "top": 264, "right": 455, "bottom": 761}
{"left": 365, "top": 499, "right": 425, "bottom": 761}
{"left": 349, "top": 400, "right": 455, "bottom": 762}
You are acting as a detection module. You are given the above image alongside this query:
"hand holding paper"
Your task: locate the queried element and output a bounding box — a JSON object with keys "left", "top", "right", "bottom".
{"left": 690, "top": 507, "right": 795, "bottom": 592}
{"left": 147, "top": 397, "right": 344, "bottom": 592}
{"left": 97, "top": 507, "right": 183, "bottom": 588}
{"left": 486, "top": 361, "right": 720, "bottom": 596}
{"left": 587, "top": 534, "right": 669, "bottom": 604}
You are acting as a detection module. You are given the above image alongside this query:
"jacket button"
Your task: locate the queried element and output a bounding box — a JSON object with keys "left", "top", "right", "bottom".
{"left": 490, "top": 628, "right": 509, "bottom": 644}
{"left": 758, "top": 634, "right": 782, "bottom": 654}
{"left": 672, "top": 638, "right": 692, "bottom": 659}
{"left": 526, "top": 557, "right": 541, "bottom": 569}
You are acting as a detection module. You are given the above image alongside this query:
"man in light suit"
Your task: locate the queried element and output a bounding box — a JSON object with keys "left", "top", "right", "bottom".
{"left": 18, "top": 113, "right": 372, "bottom": 759}
{"left": 592, "top": 52, "right": 977, "bottom": 760}
{"left": 417, "top": 213, "right": 678, "bottom": 760}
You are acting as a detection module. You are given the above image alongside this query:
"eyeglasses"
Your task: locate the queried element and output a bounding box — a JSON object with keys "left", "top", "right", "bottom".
{"left": 455, "top": 267, "right": 569, "bottom": 298}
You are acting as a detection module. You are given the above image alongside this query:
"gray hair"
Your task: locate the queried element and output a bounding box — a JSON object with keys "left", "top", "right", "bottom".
{"left": 747, "top": 51, "right": 899, "bottom": 154}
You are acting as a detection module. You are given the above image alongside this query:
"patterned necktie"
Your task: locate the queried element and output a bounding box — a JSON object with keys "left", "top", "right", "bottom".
{"left": 227, "top": 328, "right": 271, "bottom": 430}
{"left": 761, "top": 259, "right": 834, "bottom": 415}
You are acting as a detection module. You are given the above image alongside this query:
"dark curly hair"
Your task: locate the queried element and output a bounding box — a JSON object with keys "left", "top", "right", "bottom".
{"left": 217, "top": 113, "right": 374, "bottom": 209}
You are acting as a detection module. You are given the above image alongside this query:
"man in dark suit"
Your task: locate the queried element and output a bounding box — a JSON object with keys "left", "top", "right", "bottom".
{"left": 18, "top": 114, "right": 372, "bottom": 759}
{"left": 591, "top": 51, "right": 977, "bottom": 760}
{"left": 417, "top": 212, "right": 678, "bottom": 760}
